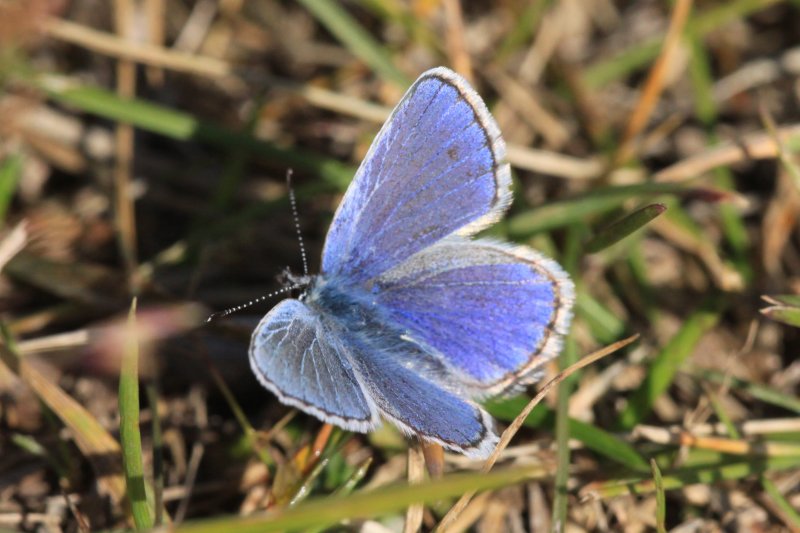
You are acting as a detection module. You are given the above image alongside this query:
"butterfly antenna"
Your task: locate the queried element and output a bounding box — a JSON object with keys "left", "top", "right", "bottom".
{"left": 206, "top": 285, "right": 297, "bottom": 322}
{"left": 286, "top": 169, "right": 309, "bottom": 276}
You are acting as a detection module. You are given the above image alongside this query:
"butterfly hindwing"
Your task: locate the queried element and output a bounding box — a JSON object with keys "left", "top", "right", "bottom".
{"left": 373, "top": 239, "right": 574, "bottom": 395}
{"left": 322, "top": 67, "right": 511, "bottom": 283}
{"left": 249, "top": 299, "right": 380, "bottom": 431}
{"left": 342, "top": 332, "right": 499, "bottom": 458}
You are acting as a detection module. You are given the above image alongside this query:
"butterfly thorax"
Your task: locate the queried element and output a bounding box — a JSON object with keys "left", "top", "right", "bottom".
{"left": 302, "top": 276, "right": 376, "bottom": 332}
{"left": 302, "top": 275, "right": 457, "bottom": 385}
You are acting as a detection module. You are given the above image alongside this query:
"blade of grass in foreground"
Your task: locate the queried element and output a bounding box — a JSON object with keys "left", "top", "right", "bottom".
{"left": 119, "top": 298, "right": 154, "bottom": 530}
{"left": 164, "top": 463, "right": 546, "bottom": 533}
{"left": 585, "top": 203, "right": 667, "bottom": 253}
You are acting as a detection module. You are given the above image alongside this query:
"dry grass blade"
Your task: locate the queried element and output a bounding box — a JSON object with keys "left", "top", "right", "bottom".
{"left": 485, "top": 66, "right": 570, "bottom": 148}
{"left": 614, "top": 0, "right": 693, "bottom": 166}
{"left": 653, "top": 124, "right": 800, "bottom": 181}
{"left": 113, "top": 0, "right": 139, "bottom": 286}
{"left": 651, "top": 216, "right": 744, "bottom": 291}
{"left": 42, "top": 17, "right": 235, "bottom": 80}
{"left": 403, "top": 444, "right": 425, "bottom": 533}
{"left": 635, "top": 426, "right": 800, "bottom": 456}
{"left": 0, "top": 220, "right": 27, "bottom": 270}
{"left": 505, "top": 144, "right": 604, "bottom": 180}
{"left": 435, "top": 334, "right": 640, "bottom": 532}
{"left": 442, "top": 0, "right": 473, "bottom": 85}
{"left": 757, "top": 99, "right": 800, "bottom": 277}
{"left": 0, "top": 342, "right": 128, "bottom": 511}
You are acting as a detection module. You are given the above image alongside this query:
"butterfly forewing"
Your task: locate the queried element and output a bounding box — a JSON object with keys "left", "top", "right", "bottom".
{"left": 321, "top": 68, "right": 511, "bottom": 284}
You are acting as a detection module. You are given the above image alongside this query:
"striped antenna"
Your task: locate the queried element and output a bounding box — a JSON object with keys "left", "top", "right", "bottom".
{"left": 286, "top": 169, "right": 309, "bottom": 276}
{"left": 207, "top": 169, "right": 312, "bottom": 324}
{"left": 206, "top": 285, "right": 297, "bottom": 322}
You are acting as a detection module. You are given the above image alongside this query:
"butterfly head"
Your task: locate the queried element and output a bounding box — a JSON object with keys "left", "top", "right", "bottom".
{"left": 279, "top": 268, "right": 314, "bottom": 295}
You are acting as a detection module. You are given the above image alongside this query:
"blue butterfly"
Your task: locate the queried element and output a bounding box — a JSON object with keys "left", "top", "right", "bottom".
{"left": 249, "top": 67, "right": 574, "bottom": 458}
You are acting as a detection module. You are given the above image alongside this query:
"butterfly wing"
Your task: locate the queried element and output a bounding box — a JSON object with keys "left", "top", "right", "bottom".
{"left": 249, "top": 299, "right": 380, "bottom": 432}
{"left": 251, "top": 296, "right": 497, "bottom": 457}
{"left": 372, "top": 239, "right": 574, "bottom": 395}
{"left": 322, "top": 67, "right": 511, "bottom": 283}
{"left": 343, "top": 335, "right": 499, "bottom": 458}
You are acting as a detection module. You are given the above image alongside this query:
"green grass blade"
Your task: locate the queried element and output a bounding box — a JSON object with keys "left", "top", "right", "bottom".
{"left": 584, "top": 455, "right": 800, "bottom": 499}
{"left": 487, "top": 398, "right": 648, "bottom": 472}
{"left": 207, "top": 362, "right": 272, "bottom": 466}
{"left": 40, "top": 79, "right": 356, "bottom": 189}
{"left": 690, "top": 368, "right": 800, "bottom": 414}
{"left": 119, "top": 298, "right": 154, "bottom": 530}
{"left": 552, "top": 337, "right": 577, "bottom": 528}
{"left": 0, "top": 153, "right": 23, "bottom": 224}
{"left": 762, "top": 476, "right": 800, "bottom": 529}
{"left": 619, "top": 300, "right": 722, "bottom": 429}
{"left": 761, "top": 305, "right": 800, "bottom": 328}
{"left": 585, "top": 203, "right": 666, "bottom": 253}
{"left": 485, "top": 396, "right": 550, "bottom": 427}
{"left": 706, "top": 387, "right": 741, "bottom": 439}
{"left": 575, "top": 292, "right": 627, "bottom": 344}
{"left": 297, "top": 0, "right": 410, "bottom": 87}
{"left": 508, "top": 182, "right": 700, "bottom": 236}
{"left": 171, "top": 464, "right": 546, "bottom": 533}
{"left": 765, "top": 294, "right": 800, "bottom": 307}
{"left": 651, "top": 459, "right": 667, "bottom": 533}
{"left": 584, "top": 40, "right": 662, "bottom": 89}
{"left": 337, "top": 456, "right": 373, "bottom": 494}
{"left": 303, "top": 456, "right": 374, "bottom": 533}
{"left": 570, "top": 418, "right": 649, "bottom": 472}
{"left": 145, "top": 381, "right": 165, "bottom": 526}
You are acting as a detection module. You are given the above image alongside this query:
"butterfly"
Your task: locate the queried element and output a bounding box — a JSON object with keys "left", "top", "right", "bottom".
{"left": 249, "top": 67, "right": 574, "bottom": 458}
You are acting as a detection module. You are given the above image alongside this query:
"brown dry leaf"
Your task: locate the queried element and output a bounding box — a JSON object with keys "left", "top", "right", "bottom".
{"left": 762, "top": 168, "right": 800, "bottom": 278}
